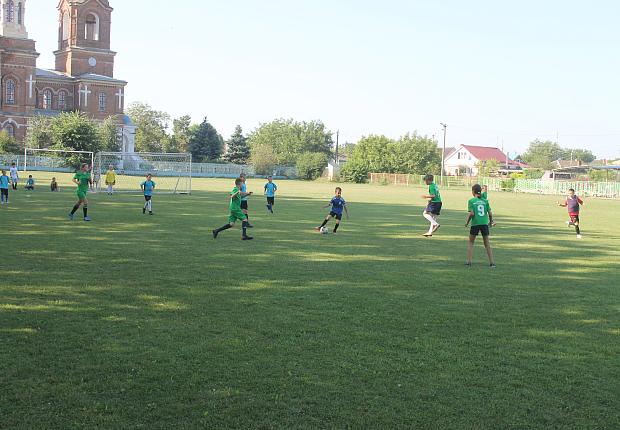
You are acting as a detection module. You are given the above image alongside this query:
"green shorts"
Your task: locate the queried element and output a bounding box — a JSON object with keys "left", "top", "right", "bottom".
{"left": 77, "top": 190, "right": 88, "bottom": 200}
{"left": 228, "top": 209, "right": 246, "bottom": 224}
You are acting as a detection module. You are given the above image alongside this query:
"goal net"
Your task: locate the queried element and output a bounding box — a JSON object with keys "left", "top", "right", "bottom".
{"left": 23, "top": 148, "right": 95, "bottom": 187}
{"left": 93, "top": 152, "right": 192, "bottom": 194}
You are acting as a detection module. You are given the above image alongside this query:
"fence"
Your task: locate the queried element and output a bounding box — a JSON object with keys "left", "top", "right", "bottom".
{"left": 368, "top": 172, "right": 620, "bottom": 199}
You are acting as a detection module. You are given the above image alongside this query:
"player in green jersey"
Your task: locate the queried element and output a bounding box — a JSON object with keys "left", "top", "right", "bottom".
{"left": 422, "top": 174, "right": 442, "bottom": 237}
{"left": 69, "top": 163, "right": 93, "bottom": 221}
{"left": 212, "top": 178, "right": 254, "bottom": 240}
{"left": 465, "top": 184, "right": 496, "bottom": 268}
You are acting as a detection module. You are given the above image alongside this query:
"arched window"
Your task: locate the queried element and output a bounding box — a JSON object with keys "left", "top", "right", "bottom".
{"left": 43, "top": 90, "right": 53, "bottom": 109}
{"left": 98, "top": 92, "right": 106, "bottom": 112}
{"left": 85, "top": 13, "right": 99, "bottom": 41}
{"left": 5, "top": 0, "right": 14, "bottom": 23}
{"left": 62, "top": 12, "right": 69, "bottom": 40}
{"left": 5, "top": 79, "right": 15, "bottom": 105}
{"left": 58, "top": 91, "right": 67, "bottom": 110}
{"left": 17, "top": 2, "right": 22, "bottom": 25}
{"left": 5, "top": 123, "right": 15, "bottom": 138}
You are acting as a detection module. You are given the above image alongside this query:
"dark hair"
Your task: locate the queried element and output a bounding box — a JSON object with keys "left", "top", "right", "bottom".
{"left": 235, "top": 178, "right": 243, "bottom": 186}
{"left": 335, "top": 187, "right": 342, "bottom": 193}
{"left": 568, "top": 188, "right": 575, "bottom": 192}
{"left": 81, "top": 163, "right": 89, "bottom": 169}
{"left": 11, "top": 162, "right": 15, "bottom": 166}
{"left": 472, "top": 184, "right": 482, "bottom": 195}
{"left": 424, "top": 174, "right": 434, "bottom": 182}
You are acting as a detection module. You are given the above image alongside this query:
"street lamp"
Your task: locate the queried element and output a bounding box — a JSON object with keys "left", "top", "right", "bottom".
{"left": 440, "top": 123, "right": 447, "bottom": 185}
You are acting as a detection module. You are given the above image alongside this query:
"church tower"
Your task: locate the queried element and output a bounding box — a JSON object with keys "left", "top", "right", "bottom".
{"left": 0, "top": 0, "right": 28, "bottom": 38}
{"left": 54, "top": 0, "right": 116, "bottom": 77}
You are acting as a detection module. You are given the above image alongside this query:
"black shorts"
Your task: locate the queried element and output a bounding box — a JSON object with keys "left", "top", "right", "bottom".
{"left": 144, "top": 195, "right": 152, "bottom": 201}
{"left": 426, "top": 202, "right": 442, "bottom": 215}
{"left": 267, "top": 197, "right": 275, "bottom": 205}
{"left": 241, "top": 200, "right": 248, "bottom": 210}
{"left": 470, "top": 225, "right": 490, "bottom": 237}
{"left": 330, "top": 211, "right": 343, "bottom": 221}
{"left": 1, "top": 189, "right": 8, "bottom": 197}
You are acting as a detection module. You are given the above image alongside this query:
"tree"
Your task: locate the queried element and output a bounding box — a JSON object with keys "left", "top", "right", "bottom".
{"left": 188, "top": 118, "right": 223, "bottom": 162}
{"left": 248, "top": 119, "right": 333, "bottom": 165}
{"left": 250, "top": 144, "right": 276, "bottom": 175}
{"left": 476, "top": 159, "right": 500, "bottom": 177}
{"left": 99, "top": 116, "right": 122, "bottom": 152}
{"left": 392, "top": 133, "right": 441, "bottom": 175}
{"left": 568, "top": 149, "right": 596, "bottom": 163}
{"left": 0, "top": 130, "right": 20, "bottom": 154}
{"left": 224, "top": 125, "right": 250, "bottom": 164}
{"left": 127, "top": 102, "right": 171, "bottom": 153}
{"left": 521, "top": 140, "right": 566, "bottom": 169}
{"left": 171, "top": 115, "right": 192, "bottom": 153}
{"left": 50, "top": 112, "right": 101, "bottom": 168}
{"left": 296, "top": 152, "right": 328, "bottom": 180}
{"left": 25, "top": 116, "right": 53, "bottom": 149}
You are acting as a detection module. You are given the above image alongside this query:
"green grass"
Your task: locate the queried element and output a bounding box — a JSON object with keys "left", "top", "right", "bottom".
{"left": 1, "top": 176, "right": 619, "bottom": 429}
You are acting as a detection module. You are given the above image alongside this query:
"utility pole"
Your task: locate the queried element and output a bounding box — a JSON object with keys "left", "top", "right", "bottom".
{"left": 335, "top": 130, "right": 340, "bottom": 165}
{"left": 440, "top": 123, "right": 447, "bottom": 185}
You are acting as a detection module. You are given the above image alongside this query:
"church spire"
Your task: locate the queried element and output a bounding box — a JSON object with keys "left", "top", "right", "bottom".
{"left": 0, "top": 0, "right": 28, "bottom": 39}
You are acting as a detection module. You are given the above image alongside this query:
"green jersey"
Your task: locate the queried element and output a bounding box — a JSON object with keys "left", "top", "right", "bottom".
{"left": 229, "top": 186, "right": 242, "bottom": 211}
{"left": 74, "top": 171, "right": 91, "bottom": 192}
{"left": 429, "top": 183, "right": 442, "bottom": 203}
{"left": 468, "top": 197, "right": 491, "bottom": 226}
{"left": 481, "top": 191, "right": 488, "bottom": 200}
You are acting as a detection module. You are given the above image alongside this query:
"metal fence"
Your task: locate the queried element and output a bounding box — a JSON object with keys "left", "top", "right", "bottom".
{"left": 368, "top": 173, "right": 503, "bottom": 190}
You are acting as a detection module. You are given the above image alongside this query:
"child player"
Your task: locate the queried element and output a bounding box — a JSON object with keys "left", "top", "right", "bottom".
{"left": 316, "top": 187, "right": 349, "bottom": 233}
{"left": 239, "top": 173, "right": 253, "bottom": 228}
{"left": 465, "top": 184, "right": 496, "bottom": 268}
{"left": 264, "top": 175, "right": 277, "bottom": 213}
{"left": 212, "top": 178, "right": 254, "bottom": 241}
{"left": 105, "top": 165, "right": 116, "bottom": 195}
{"left": 557, "top": 188, "right": 583, "bottom": 239}
{"left": 141, "top": 173, "right": 156, "bottom": 215}
{"left": 9, "top": 162, "right": 18, "bottom": 190}
{"left": 25, "top": 175, "right": 35, "bottom": 191}
{"left": 50, "top": 177, "right": 59, "bottom": 192}
{"left": 0, "top": 169, "right": 9, "bottom": 205}
{"left": 421, "top": 174, "right": 442, "bottom": 237}
{"left": 69, "top": 163, "right": 92, "bottom": 221}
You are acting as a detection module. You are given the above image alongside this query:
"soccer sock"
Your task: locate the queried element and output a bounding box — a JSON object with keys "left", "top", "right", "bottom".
{"left": 71, "top": 204, "right": 80, "bottom": 215}
{"left": 333, "top": 223, "right": 340, "bottom": 232}
{"left": 83, "top": 206, "right": 88, "bottom": 217}
{"left": 215, "top": 224, "right": 232, "bottom": 233}
{"left": 423, "top": 213, "right": 437, "bottom": 225}
{"left": 148, "top": 200, "right": 152, "bottom": 212}
{"left": 575, "top": 225, "right": 580, "bottom": 235}
{"left": 242, "top": 221, "right": 248, "bottom": 236}
{"left": 320, "top": 219, "right": 328, "bottom": 227}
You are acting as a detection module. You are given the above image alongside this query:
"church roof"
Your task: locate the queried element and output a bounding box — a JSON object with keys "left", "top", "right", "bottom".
{"left": 77, "top": 73, "right": 127, "bottom": 84}
{"left": 35, "top": 68, "right": 126, "bottom": 85}
{"left": 36, "top": 68, "right": 72, "bottom": 80}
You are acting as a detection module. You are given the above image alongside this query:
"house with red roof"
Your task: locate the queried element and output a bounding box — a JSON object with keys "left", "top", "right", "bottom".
{"left": 444, "top": 145, "right": 524, "bottom": 176}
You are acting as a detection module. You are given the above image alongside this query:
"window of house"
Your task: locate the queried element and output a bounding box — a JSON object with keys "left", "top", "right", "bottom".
{"left": 58, "top": 91, "right": 67, "bottom": 110}
{"left": 85, "top": 13, "right": 99, "bottom": 41}
{"left": 5, "top": 123, "right": 15, "bottom": 138}
{"left": 43, "top": 90, "right": 53, "bottom": 110}
{"left": 17, "top": 2, "right": 22, "bottom": 24}
{"left": 62, "top": 12, "right": 70, "bottom": 40}
{"left": 6, "top": 0, "right": 14, "bottom": 23}
{"left": 99, "top": 92, "right": 106, "bottom": 112}
{"left": 5, "top": 79, "right": 15, "bottom": 105}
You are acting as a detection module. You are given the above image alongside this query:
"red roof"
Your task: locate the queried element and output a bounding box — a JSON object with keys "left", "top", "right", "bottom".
{"left": 461, "top": 145, "right": 518, "bottom": 165}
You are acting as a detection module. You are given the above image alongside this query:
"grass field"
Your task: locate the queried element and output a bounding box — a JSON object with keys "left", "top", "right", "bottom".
{"left": 1, "top": 173, "right": 619, "bottom": 429}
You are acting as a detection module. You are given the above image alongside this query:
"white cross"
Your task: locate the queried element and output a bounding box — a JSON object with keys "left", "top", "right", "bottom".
{"left": 79, "top": 85, "right": 91, "bottom": 107}
{"left": 26, "top": 75, "right": 36, "bottom": 99}
{"left": 116, "top": 87, "right": 124, "bottom": 109}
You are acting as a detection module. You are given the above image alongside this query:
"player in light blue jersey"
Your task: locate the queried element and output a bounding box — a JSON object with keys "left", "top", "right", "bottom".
{"left": 264, "top": 176, "right": 277, "bottom": 213}
{"left": 141, "top": 174, "right": 156, "bottom": 215}
{"left": 0, "top": 170, "right": 9, "bottom": 205}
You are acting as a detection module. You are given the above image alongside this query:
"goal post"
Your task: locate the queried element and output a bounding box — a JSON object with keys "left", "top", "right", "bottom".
{"left": 93, "top": 152, "right": 192, "bottom": 194}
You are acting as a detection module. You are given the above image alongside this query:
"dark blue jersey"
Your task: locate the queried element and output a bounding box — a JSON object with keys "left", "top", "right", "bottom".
{"left": 330, "top": 196, "right": 346, "bottom": 215}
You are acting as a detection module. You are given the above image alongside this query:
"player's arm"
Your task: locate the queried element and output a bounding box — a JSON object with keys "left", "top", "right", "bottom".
{"left": 264, "top": 185, "right": 268, "bottom": 195}
{"left": 557, "top": 200, "right": 567, "bottom": 207}
{"left": 240, "top": 191, "right": 253, "bottom": 197}
{"left": 465, "top": 211, "right": 474, "bottom": 227}
{"left": 72, "top": 177, "right": 79, "bottom": 185}
{"left": 488, "top": 210, "right": 494, "bottom": 226}
{"left": 578, "top": 197, "right": 584, "bottom": 206}
{"left": 344, "top": 205, "right": 349, "bottom": 219}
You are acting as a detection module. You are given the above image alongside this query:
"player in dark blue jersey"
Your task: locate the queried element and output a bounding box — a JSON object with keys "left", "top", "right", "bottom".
{"left": 315, "top": 187, "right": 349, "bottom": 233}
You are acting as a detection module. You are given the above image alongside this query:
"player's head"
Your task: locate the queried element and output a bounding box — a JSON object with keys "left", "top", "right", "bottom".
{"left": 235, "top": 178, "right": 243, "bottom": 187}
{"left": 472, "top": 184, "right": 482, "bottom": 196}
{"left": 28, "top": 174, "right": 33, "bottom": 179}
{"left": 267, "top": 176, "right": 272, "bottom": 182}
{"left": 10, "top": 162, "right": 15, "bottom": 167}
{"left": 146, "top": 173, "right": 152, "bottom": 180}
{"left": 80, "top": 163, "right": 89, "bottom": 172}
{"left": 239, "top": 173, "right": 246, "bottom": 182}
{"left": 51, "top": 177, "right": 56, "bottom": 181}
{"left": 568, "top": 188, "right": 575, "bottom": 196}
{"left": 108, "top": 164, "right": 114, "bottom": 170}
{"left": 335, "top": 187, "right": 342, "bottom": 196}
{"left": 424, "top": 174, "right": 434, "bottom": 185}
{"left": 1, "top": 170, "right": 5, "bottom": 175}
{"left": 482, "top": 184, "right": 488, "bottom": 191}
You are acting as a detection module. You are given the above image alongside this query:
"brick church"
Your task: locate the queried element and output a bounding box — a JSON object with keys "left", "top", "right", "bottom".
{"left": 0, "top": 0, "right": 135, "bottom": 152}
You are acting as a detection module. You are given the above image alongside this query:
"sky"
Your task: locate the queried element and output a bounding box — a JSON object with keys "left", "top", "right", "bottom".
{"left": 28, "top": 0, "right": 620, "bottom": 159}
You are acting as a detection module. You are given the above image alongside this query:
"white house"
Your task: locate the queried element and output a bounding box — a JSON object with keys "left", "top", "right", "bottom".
{"left": 444, "top": 145, "right": 522, "bottom": 176}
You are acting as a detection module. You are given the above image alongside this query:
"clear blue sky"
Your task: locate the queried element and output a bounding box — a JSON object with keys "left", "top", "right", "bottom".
{"left": 29, "top": 0, "right": 620, "bottom": 158}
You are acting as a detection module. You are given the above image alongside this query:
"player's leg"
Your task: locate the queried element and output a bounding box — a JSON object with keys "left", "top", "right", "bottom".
{"left": 82, "top": 197, "right": 91, "bottom": 221}
{"left": 148, "top": 197, "right": 153, "bottom": 214}
{"left": 466, "top": 234, "right": 476, "bottom": 266}
{"left": 333, "top": 214, "right": 342, "bottom": 233}
{"left": 213, "top": 216, "right": 235, "bottom": 239}
{"left": 482, "top": 234, "right": 495, "bottom": 267}
{"left": 572, "top": 216, "right": 581, "bottom": 237}
{"left": 69, "top": 197, "right": 83, "bottom": 220}
{"left": 317, "top": 214, "right": 333, "bottom": 230}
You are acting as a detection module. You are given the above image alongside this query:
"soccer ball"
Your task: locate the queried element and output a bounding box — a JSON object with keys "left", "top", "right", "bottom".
{"left": 320, "top": 227, "right": 329, "bottom": 234}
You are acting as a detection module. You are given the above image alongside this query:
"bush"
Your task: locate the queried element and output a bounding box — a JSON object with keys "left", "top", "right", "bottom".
{"left": 250, "top": 144, "right": 276, "bottom": 176}
{"left": 341, "top": 160, "right": 368, "bottom": 183}
{"left": 296, "top": 152, "right": 328, "bottom": 180}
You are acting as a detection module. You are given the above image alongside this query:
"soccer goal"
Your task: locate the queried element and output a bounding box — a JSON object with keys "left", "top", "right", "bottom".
{"left": 93, "top": 152, "right": 192, "bottom": 194}
{"left": 24, "top": 148, "right": 95, "bottom": 174}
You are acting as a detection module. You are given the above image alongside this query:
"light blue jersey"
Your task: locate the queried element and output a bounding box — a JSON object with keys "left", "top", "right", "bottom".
{"left": 0, "top": 175, "right": 9, "bottom": 189}
{"left": 241, "top": 183, "right": 249, "bottom": 201}
{"left": 264, "top": 182, "right": 277, "bottom": 197}
{"left": 141, "top": 180, "right": 156, "bottom": 196}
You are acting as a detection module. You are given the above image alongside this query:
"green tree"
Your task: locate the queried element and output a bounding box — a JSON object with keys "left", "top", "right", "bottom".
{"left": 476, "top": 159, "right": 500, "bottom": 177}
{"left": 127, "top": 102, "right": 171, "bottom": 153}
{"left": 392, "top": 133, "right": 441, "bottom": 175}
{"left": 568, "top": 149, "right": 596, "bottom": 163}
{"left": 225, "top": 125, "right": 250, "bottom": 164}
{"left": 296, "top": 152, "right": 328, "bottom": 180}
{"left": 98, "top": 116, "right": 122, "bottom": 152}
{"left": 250, "top": 144, "right": 277, "bottom": 175}
{"left": 188, "top": 118, "right": 224, "bottom": 162}
{"left": 50, "top": 112, "right": 101, "bottom": 168}
{"left": 25, "top": 116, "right": 53, "bottom": 149}
{"left": 0, "top": 130, "right": 20, "bottom": 154}
{"left": 521, "top": 140, "right": 566, "bottom": 169}
{"left": 248, "top": 119, "right": 333, "bottom": 165}
{"left": 171, "top": 115, "right": 192, "bottom": 153}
